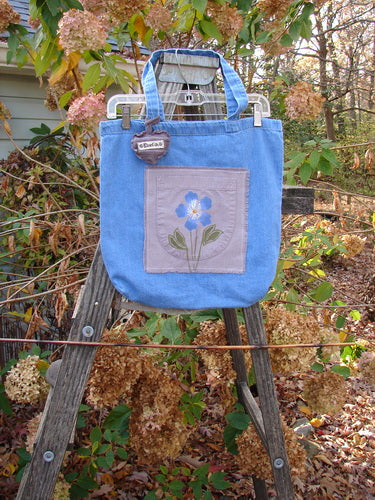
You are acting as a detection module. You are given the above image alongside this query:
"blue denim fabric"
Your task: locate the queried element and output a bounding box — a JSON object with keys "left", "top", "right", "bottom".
{"left": 100, "top": 49, "right": 283, "bottom": 309}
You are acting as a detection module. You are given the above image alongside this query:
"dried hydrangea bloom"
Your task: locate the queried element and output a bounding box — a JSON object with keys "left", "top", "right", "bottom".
{"left": 0, "top": 0, "right": 20, "bottom": 33}
{"left": 285, "top": 81, "right": 325, "bottom": 121}
{"left": 257, "top": 0, "right": 292, "bottom": 19}
{"left": 236, "top": 420, "right": 306, "bottom": 480}
{"left": 66, "top": 92, "right": 106, "bottom": 131}
{"left": 319, "top": 327, "right": 340, "bottom": 360}
{"left": 341, "top": 234, "right": 366, "bottom": 259}
{"left": 131, "top": 407, "right": 188, "bottom": 464}
{"left": 132, "top": 357, "right": 183, "bottom": 412}
{"left": 80, "top": 0, "right": 106, "bottom": 16}
{"left": 80, "top": 0, "right": 111, "bottom": 28}
{"left": 86, "top": 327, "right": 144, "bottom": 408}
{"left": 45, "top": 73, "right": 79, "bottom": 111}
{"left": 105, "top": 0, "right": 148, "bottom": 26}
{"left": 130, "top": 358, "right": 189, "bottom": 464}
{"left": 262, "top": 38, "right": 290, "bottom": 57}
{"left": 316, "top": 218, "right": 339, "bottom": 235}
{"left": 28, "top": 16, "right": 40, "bottom": 30}
{"left": 87, "top": 325, "right": 189, "bottom": 461}
{"left": 58, "top": 9, "right": 108, "bottom": 54}
{"left": 262, "top": 19, "right": 292, "bottom": 57}
{"left": 4, "top": 355, "right": 50, "bottom": 404}
{"left": 357, "top": 351, "right": 375, "bottom": 385}
{"left": 194, "top": 320, "right": 252, "bottom": 386}
{"left": 208, "top": 1, "right": 243, "bottom": 41}
{"left": 302, "top": 371, "right": 348, "bottom": 415}
{"left": 144, "top": 2, "right": 173, "bottom": 32}
{"left": 52, "top": 474, "right": 71, "bottom": 500}
{"left": 265, "top": 307, "right": 320, "bottom": 374}
{"left": 25, "top": 412, "right": 43, "bottom": 453}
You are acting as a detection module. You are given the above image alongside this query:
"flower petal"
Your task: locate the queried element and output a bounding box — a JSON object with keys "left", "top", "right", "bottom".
{"left": 175, "top": 204, "right": 188, "bottom": 217}
{"left": 200, "top": 196, "right": 212, "bottom": 210}
{"left": 199, "top": 212, "right": 211, "bottom": 226}
{"left": 185, "top": 191, "right": 198, "bottom": 203}
{"left": 185, "top": 217, "right": 198, "bottom": 231}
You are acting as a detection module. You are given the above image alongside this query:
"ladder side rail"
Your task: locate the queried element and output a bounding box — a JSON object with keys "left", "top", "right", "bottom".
{"left": 222, "top": 308, "right": 267, "bottom": 447}
{"left": 243, "top": 303, "right": 295, "bottom": 499}
{"left": 17, "top": 247, "right": 116, "bottom": 500}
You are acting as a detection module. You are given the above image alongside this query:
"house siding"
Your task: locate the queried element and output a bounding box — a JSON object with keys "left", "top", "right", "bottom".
{"left": 1, "top": 73, "right": 62, "bottom": 158}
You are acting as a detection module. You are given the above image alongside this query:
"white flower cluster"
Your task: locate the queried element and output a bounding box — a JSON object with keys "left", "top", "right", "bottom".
{"left": 5, "top": 355, "right": 49, "bottom": 404}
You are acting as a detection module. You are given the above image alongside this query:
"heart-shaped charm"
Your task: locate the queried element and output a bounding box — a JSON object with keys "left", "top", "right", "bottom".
{"left": 131, "top": 116, "right": 170, "bottom": 164}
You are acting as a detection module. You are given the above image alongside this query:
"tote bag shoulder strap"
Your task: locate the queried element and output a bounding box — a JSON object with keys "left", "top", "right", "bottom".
{"left": 142, "top": 48, "right": 248, "bottom": 121}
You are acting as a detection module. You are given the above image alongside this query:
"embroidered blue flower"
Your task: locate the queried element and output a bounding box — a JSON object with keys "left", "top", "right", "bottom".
{"left": 175, "top": 191, "right": 212, "bottom": 231}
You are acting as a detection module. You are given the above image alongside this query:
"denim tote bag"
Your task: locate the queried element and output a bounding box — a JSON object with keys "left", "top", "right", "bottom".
{"left": 100, "top": 48, "right": 283, "bottom": 310}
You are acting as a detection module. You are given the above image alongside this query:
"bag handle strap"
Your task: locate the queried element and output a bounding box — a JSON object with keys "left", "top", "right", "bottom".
{"left": 142, "top": 49, "right": 249, "bottom": 121}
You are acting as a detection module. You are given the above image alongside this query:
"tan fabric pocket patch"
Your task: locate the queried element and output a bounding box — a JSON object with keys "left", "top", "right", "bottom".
{"left": 144, "top": 166, "right": 249, "bottom": 273}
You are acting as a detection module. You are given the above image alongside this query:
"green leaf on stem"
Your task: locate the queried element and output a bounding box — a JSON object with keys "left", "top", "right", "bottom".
{"left": 168, "top": 229, "right": 188, "bottom": 250}
{"left": 202, "top": 224, "right": 223, "bottom": 246}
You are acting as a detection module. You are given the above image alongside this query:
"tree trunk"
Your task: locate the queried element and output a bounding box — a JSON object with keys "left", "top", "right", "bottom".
{"left": 347, "top": 45, "right": 357, "bottom": 130}
{"left": 315, "top": 14, "right": 336, "bottom": 141}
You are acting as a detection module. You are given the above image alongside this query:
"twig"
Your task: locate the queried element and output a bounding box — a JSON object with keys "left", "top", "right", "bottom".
{"left": 330, "top": 141, "right": 375, "bottom": 150}
{"left": 0, "top": 209, "right": 99, "bottom": 228}
{"left": 0, "top": 278, "right": 87, "bottom": 306}
{"left": 3, "top": 244, "right": 94, "bottom": 303}
{"left": 3, "top": 133, "right": 99, "bottom": 202}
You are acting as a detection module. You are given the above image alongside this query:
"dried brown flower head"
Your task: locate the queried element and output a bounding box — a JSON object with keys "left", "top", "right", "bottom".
{"left": 194, "top": 320, "right": 252, "bottom": 386}
{"left": 86, "top": 327, "right": 143, "bottom": 408}
{"left": 52, "top": 474, "right": 71, "bottom": 499}
{"left": 316, "top": 218, "right": 340, "bottom": 235}
{"left": 87, "top": 325, "right": 190, "bottom": 462}
{"left": 45, "top": 73, "right": 79, "bottom": 111}
{"left": 262, "top": 38, "right": 290, "bottom": 57}
{"left": 319, "top": 327, "right": 340, "bottom": 360}
{"left": 341, "top": 234, "right": 366, "bottom": 259}
{"left": 262, "top": 19, "right": 292, "bottom": 57}
{"left": 5, "top": 355, "right": 50, "bottom": 404}
{"left": 285, "top": 82, "right": 324, "bottom": 121}
{"left": 302, "top": 370, "right": 348, "bottom": 415}
{"left": 25, "top": 412, "right": 43, "bottom": 453}
{"left": 28, "top": 16, "right": 40, "bottom": 29}
{"left": 105, "top": 0, "right": 148, "bottom": 26}
{"left": 0, "top": 0, "right": 20, "bottom": 33}
{"left": 236, "top": 419, "right": 306, "bottom": 480}
{"left": 129, "top": 357, "right": 189, "bottom": 463}
{"left": 357, "top": 351, "right": 375, "bottom": 386}
{"left": 145, "top": 2, "right": 173, "bottom": 31}
{"left": 265, "top": 307, "right": 320, "bottom": 374}
{"left": 81, "top": 0, "right": 106, "bottom": 16}
{"left": 208, "top": 1, "right": 243, "bottom": 41}
{"left": 257, "top": 0, "right": 292, "bottom": 20}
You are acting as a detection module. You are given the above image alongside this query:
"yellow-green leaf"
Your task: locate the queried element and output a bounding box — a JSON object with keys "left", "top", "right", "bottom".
{"left": 82, "top": 63, "right": 101, "bottom": 91}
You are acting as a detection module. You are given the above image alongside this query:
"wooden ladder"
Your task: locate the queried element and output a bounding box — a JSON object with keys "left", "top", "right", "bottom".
{"left": 16, "top": 53, "right": 314, "bottom": 500}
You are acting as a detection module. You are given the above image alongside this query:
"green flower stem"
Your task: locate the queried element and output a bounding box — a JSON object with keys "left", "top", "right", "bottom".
{"left": 194, "top": 229, "right": 199, "bottom": 261}
{"left": 194, "top": 239, "right": 204, "bottom": 271}
{"left": 186, "top": 247, "right": 192, "bottom": 272}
